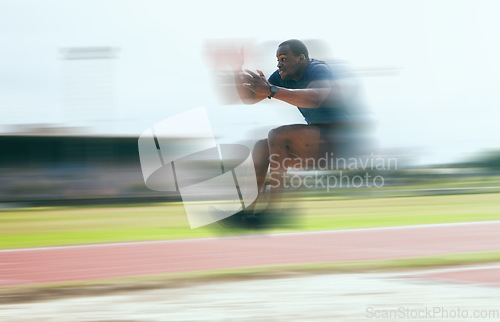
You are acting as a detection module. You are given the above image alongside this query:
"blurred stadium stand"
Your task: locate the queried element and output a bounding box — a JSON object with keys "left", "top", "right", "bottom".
{"left": 0, "top": 134, "right": 180, "bottom": 207}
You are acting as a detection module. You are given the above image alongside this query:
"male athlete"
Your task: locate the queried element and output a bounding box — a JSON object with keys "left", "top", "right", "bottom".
{"left": 229, "top": 39, "right": 351, "bottom": 226}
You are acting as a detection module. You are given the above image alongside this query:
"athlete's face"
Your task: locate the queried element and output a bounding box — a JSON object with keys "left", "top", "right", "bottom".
{"left": 276, "top": 45, "right": 303, "bottom": 81}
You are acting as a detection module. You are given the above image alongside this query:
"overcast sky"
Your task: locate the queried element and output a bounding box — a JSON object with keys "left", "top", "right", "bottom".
{"left": 1, "top": 0, "right": 500, "bottom": 164}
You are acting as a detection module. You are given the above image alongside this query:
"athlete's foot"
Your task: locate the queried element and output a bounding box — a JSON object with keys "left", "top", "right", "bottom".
{"left": 248, "top": 205, "right": 301, "bottom": 229}
{"left": 213, "top": 205, "right": 299, "bottom": 230}
{"left": 216, "top": 208, "right": 254, "bottom": 230}
{"left": 240, "top": 213, "right": 262, "bottom": 228}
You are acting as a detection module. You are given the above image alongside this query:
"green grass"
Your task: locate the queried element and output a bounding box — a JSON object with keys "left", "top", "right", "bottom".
{"left": 1, "top": 193, "right": 500, "bottom": 249}
{"left": 299, "top": 193, "right": 500, "bottom": 231}
{"left": 0, "top": 203, "right": 196, "bottom": 249}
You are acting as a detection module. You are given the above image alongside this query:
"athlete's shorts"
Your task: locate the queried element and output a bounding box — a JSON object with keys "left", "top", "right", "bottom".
{"left": 313, "top": 121, "right": 363, "bottom": 167}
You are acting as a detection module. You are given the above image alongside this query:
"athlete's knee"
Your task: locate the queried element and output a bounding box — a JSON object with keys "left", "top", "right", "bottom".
{"left": 268, "top": 126, "right": 292, "bottom": 145}
{"left": 253, "top": 138, "right": 268, "bottom": 151}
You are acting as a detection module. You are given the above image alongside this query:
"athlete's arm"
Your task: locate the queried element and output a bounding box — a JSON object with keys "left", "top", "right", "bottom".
{"left": 272, "top": 80, "right": 331, "bottom": 108}
{"left": 241, "top": 70, "right": 332, "bottom": 108}
{"left": 234, "top": 70, "right": 268, "bottom": 104}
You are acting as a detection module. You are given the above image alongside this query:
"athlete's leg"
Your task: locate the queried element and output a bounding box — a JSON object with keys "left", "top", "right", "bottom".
{"left": 252, "top": 138, "right": 270, "bottom": 193}
{"left": 238, "top": 124, "right": 321, "bottom": 226}
{"left": 267, "top": 124, "right": 321, "bottom": 205}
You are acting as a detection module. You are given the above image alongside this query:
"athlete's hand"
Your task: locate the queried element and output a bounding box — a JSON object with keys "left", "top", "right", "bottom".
{"left": 241, "top": 69, "right": 271, "bottom": 96}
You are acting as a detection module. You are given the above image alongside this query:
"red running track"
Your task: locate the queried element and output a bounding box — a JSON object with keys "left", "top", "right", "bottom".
{"left": 1, "top": 222, "right": 500, "bottom": 287}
